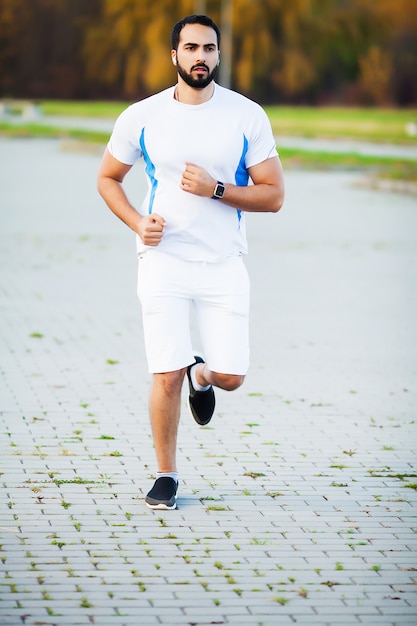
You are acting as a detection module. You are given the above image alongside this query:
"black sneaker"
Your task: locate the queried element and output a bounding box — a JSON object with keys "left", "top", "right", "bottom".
{"left": 145, "top": 477, "right": 178, "bottom": 510}
{"left": 187, "top": 356, "right": 215, "bottom": 426}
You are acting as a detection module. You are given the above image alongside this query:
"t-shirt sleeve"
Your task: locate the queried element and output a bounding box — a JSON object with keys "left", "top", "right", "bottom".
{"left": 107, "top": 106, "right": 142, "bottom": 165}
{"left": 245, "top": 106, "right": 278, "bottom": 169}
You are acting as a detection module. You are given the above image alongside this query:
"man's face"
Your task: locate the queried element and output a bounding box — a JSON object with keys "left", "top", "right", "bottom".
{"left": 172, "top": 23, "right": 220, "bottom": 89}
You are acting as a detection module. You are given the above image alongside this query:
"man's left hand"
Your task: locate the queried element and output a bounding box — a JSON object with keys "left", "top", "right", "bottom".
{"left": 181, "top": 162, "right": 216, "bottom": 198}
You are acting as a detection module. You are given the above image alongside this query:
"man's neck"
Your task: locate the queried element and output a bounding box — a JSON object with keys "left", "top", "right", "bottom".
{"left": 174, "top": 80, "right": 215, "bottom": 105}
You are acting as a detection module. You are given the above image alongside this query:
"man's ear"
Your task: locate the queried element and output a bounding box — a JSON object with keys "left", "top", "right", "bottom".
{"left": 171, "top": 50, "right": 177, "bottom": 66}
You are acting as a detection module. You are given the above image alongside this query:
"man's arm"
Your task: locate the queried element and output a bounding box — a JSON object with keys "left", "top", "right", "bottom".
{"left": 97, "top": 149, "right": 166, "bottom": 246}
{"left": 180, "top": 156, "right": 285, "bottom": 213}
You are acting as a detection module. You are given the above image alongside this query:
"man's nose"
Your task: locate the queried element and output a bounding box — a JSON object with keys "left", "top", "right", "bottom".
{"left": 196, "top": 48, "right": 206, "bottom": 61}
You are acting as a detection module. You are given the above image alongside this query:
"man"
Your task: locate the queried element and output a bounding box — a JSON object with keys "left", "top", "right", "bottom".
{"left": 97, "top": 14, "right": 285, "bottom": 510}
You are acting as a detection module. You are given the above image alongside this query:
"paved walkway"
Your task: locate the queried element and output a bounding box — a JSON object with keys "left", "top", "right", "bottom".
{"left": 1, "top": 137, "right": 416, "bottom": 625}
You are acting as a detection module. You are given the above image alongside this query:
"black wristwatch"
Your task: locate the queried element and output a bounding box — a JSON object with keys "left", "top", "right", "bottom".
{"left": 212, "top": 181, "right": 225, "bottom": 199}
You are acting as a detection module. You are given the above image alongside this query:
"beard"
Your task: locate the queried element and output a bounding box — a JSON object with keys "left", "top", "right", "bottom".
{"left": 176, "top": 60, "right": 218, "bottom": 89}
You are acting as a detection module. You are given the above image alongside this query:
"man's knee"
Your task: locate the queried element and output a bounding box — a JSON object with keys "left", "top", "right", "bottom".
{"left": 153, "top": 369, "right": 187, "bottom": 395}
{"left": 212, "top": 372, "right": 245, "bottom": 392}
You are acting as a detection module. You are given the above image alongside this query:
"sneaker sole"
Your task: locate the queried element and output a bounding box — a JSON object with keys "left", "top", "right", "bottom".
{"left": 145, "top": 499, "right": 177, "bottom": 510}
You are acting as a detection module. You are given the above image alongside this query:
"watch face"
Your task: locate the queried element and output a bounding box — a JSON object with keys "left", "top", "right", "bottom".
{"left": 214, "top": 183, "right": 225, "bottom": 198}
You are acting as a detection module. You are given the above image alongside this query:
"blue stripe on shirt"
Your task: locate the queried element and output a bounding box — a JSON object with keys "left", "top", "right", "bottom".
{"left": 234, "top": 135, "right": 249, "bottom": 224}
{"left": 139, "top": 128, "right": 158, "bottom": 214}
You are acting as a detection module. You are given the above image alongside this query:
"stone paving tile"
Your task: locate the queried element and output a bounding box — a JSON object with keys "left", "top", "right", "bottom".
{"left": 1, "top": 139, "right": 417, "bottom": 625}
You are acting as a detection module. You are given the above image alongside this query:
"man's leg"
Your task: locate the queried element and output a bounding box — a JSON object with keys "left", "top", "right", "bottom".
{"left": 149, "top": 368, "right": 187, "bottom": 473}
{"left": 186, "top": 256, "right": 249, "bottom": 426}
{"left": 194, "top": 365, "right": 244, "bottom": 392}
{"left": 186, "top": 355, "right": 245, "bottom": 427}
{"left": 193, "top": 256, "right": 250, "bottom": 393}
{"left": 145, "top": 368, "right": 187, "bottom": 509}
{"left": 138, "top": 252, "right": 196, "bottom": 508}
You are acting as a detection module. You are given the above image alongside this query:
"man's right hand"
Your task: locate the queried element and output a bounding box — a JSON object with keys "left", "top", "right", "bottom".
{"left": 137, "top": 214, "right": 166, "bottom": 246}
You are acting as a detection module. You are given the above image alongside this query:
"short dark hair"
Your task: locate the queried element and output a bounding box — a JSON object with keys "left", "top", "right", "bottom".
{"left": 171, "top": 15, "right": 221, "bottom": 51}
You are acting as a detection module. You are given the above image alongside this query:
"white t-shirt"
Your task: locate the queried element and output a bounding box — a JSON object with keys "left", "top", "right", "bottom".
{"left": 108, "top": 83, "right": 277, "bottom": 262}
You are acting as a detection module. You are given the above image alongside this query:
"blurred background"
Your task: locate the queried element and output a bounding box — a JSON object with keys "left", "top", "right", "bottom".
{"left": 1, "top": 0, "right": 416, "bottom": 106}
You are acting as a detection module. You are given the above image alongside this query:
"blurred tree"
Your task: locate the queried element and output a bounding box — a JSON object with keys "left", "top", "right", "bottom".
{"left": 359, "top": 46, "right": 392, "bottom": 105}
{"left": 232, "top": 0, "right": 324, "bottom": 101}
{"left": 0, "top": 0, "right": 416, "bottom": 104}
{"left": 82, "top": 0, "right": 197, "bottom": 99}
{"left": 0, "top": 0, "right": 100, "bottom": 98}
{"left": 356, "top": 0, "right": 417, "bottom": 105}
{"left": 307, "top": 0, "right": 417, "bottom": 105}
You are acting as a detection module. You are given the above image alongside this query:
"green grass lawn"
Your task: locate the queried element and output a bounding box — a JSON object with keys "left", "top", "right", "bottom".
{"left": 0, "top": 122, "right": 109, "bottom": 144}
{"left": 5, "top": 99, "right": 417, "bottom": 144}
{"left": 265, "top": 106, "right": 417, "bottom": 145}
{"left": 278, "top": 148, "right": 417, "bottom": 184}
{"left": 1, "top": 100, "right": 416, "bottom": 185}
{"left": 40, "top": 100, "right": 128, "bottom": 119}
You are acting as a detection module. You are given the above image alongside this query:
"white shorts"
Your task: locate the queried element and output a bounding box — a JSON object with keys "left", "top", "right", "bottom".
{"left": 137, "top": 250, "right": 250, "bottom": 374}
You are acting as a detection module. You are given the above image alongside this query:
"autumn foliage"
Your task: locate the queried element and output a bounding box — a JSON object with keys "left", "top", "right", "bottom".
{"left": 0, "top": 0, "right": 416, "bottom": 105}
